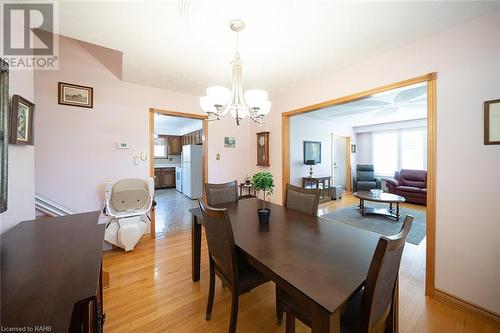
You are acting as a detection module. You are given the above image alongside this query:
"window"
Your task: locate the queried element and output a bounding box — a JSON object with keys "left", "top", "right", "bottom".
{"left": 154, "top": 137, "right": 167, "bottom": 158}
{"left": 372, "top": 127, "right": 426, "bottom": 176}
{"left": 373, "top": 132, "right": 398, "bottom": 176}
{"left": 401, "top": 129, "right": 425, "bottom": 170}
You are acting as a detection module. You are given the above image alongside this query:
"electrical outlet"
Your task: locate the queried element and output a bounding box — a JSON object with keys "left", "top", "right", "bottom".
{"left": 216, "top": 153, "right": 221, "bottom": 160}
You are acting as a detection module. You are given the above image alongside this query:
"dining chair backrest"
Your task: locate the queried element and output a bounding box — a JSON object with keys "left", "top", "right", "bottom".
{"left": 205, "top": 180, "right": 239, "bottom": 206}
{"left": 361, "top": 215, "right": 413, "bottom": 333}
{"left": 284, "top": 183, "right": 321, "bottom": 216}
{"left": 198, "top": 199, "right": 238, "bottom": 285}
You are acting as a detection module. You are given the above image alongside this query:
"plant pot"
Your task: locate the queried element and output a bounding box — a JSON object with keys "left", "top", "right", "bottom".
{"left": 257, "top": 208, "right": 271, "bottom": 224}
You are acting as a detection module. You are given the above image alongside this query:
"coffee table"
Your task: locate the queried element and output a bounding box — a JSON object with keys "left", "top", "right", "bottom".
{"left": 353, "top": 191, "right": 406, "bottom": 221}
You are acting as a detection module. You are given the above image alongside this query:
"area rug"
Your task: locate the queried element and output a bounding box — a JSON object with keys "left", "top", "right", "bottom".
{"left": 320, "top": 203, "right": 426, "bottom": 245}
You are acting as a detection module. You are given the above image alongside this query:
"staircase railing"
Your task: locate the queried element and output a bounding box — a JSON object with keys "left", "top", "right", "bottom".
{"left": 35, "top": 194, "right": 74, "bottom": 217}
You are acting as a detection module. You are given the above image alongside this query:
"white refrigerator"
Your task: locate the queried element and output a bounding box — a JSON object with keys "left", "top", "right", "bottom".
{"left": 182, "top": 145, "right": 203, "bottom": 199}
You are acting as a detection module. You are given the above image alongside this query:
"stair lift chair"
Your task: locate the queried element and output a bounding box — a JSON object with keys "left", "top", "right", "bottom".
{"left": 103, "top": 178, "right": 155, "bottom": 251}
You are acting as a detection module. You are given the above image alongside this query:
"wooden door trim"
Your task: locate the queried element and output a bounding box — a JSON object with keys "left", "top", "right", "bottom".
{"left": 281, "top": 73, "right": 437, "bottom": 297}
{"left": 149, "top": 108, "right": 209, "bottom": 239}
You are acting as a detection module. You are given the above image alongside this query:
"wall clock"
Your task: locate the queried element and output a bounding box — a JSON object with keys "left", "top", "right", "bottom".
{"left": 256, "top": 131, "right": 270, "bottom": 166}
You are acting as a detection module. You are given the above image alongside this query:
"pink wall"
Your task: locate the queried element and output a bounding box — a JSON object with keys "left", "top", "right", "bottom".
{"left": 1, "top": 16, "right": 36, "bottom": 233}
{"left": 251, "top": 11, "right": 500, "bottom": 314}
{"left": 34, "top": 36, "right": 250, "bottom": 213}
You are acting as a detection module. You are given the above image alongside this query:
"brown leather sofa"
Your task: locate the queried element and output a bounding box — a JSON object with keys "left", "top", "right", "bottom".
{"left": 386, "top": 169, "right": 427, "bottom": 205}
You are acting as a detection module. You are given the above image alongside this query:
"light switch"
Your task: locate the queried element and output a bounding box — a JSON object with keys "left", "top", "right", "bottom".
{"left": 216, "top": 153, "right": 221, "bottom": 160}
{"left": 140, "top": 152, "right": 147, "bottom": 161}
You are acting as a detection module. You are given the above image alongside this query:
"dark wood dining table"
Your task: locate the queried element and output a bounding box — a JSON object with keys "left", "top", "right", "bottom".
{"left": 1, "top": 211, "right": 105, "bottom": 333}
{"left": 190, "top": 198, "right": 398, "bottom": 333}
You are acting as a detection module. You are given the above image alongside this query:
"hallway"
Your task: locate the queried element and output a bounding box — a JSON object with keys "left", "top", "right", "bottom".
{"left": 154, "top": 189, "right": 198, "bottom": 235}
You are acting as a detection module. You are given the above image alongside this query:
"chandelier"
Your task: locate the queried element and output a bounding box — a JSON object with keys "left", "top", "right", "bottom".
{"left": 199, "top": 19, "right": 271, "bottom": 126}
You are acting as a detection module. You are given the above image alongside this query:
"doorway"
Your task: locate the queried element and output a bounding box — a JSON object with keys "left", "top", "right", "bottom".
{"left": 282, "top": 73, "right": 436, "bottom": 296}
{"left": 148, "top": 108, "right": 208, "bottom": 238}
{"left": 331, "top": 135, "right": 351, "bottom": 192}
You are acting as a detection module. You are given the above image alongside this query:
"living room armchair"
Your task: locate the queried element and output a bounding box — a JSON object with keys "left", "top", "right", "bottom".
{"left": 386, "top": 169, "right": 427, "bottom": 205}
{"left": 352, "top": 164, "right": 381, "bottom": 192}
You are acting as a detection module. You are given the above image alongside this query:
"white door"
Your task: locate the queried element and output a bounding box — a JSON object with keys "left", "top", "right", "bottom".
{"left": 333, "top": 137, "right": 347, "bottom": 189}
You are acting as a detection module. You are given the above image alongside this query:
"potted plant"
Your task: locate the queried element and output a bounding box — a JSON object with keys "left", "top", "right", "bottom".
{"left": 252, "top": 171, "right": 274, "bottom": 224}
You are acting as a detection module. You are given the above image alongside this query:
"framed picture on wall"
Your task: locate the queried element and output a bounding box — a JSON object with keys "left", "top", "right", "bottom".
{"left": 58, "top": 82, "right": 94, "bottom": 108}
{"left": 10, "top": 95, "right": 35, "bottom": 145}
{"left": 484, "top": 99, "right": 500, "bottom": 145}
{"left": 303, "top": 141, "right": 321, "bottom": 164}
{"left": 224, "top": 137, "right": 236, "bottom": 148}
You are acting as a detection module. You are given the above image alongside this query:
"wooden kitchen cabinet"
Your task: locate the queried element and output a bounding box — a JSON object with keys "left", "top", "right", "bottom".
{"left": 154, "top": 167, "right": 176, "bottom": 189}
{"left": 167, "top": 136, "right": 182, "bottom": 155}
{"left": 181, "top": 129, "right": 203, "bottom": 146}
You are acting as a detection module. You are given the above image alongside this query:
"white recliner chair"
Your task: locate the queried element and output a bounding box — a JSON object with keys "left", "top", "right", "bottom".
{"left": 103, "top": 177, "right": 155, "bottom": 251}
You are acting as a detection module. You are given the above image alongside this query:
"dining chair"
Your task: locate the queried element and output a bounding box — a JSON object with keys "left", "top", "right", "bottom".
{"left": 284, "top": 215, "right": 414, "bottom": 333}
{"left": 283, "top": 183, "right": 321, "bottom": 216}
{"left": 198, "top": 199, "right": 272, "bottom": 333}
{"left": 205, "top": 180, "right": 239, "bottom": 206}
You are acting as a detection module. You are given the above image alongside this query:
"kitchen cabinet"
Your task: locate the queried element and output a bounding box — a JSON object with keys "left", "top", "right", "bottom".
{"left": 155, "top": 167, "right": 176, "bottom": 189}
{"left": 167, "top": 136, "right": 182, "bottom": 155}
{"left": 181, "top": 129, "right": 203, "bottom": 146}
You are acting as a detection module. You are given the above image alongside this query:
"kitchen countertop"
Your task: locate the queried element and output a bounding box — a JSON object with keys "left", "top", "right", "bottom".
{"left": 155, "top": 164, "right": 181, "bottom": 169}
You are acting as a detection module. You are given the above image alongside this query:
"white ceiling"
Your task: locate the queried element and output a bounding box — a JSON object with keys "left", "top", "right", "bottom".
{"left": 154, "top": 114, "right": 202, "bottom": 135}
{"left": 301, "top": 82, "right": 427, "bottom": 127}
{"left": 58, "top": 1, "right": 500, "bottom": 96}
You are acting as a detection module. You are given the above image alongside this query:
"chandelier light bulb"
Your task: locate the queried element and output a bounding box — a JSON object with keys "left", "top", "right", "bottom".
{"left": 257, "top": 100, "right": 272, "bottom": 115}
{"left": 244, "top": 89, "right": 268, "bottom": 108}
{"left": 199, "top": 96, "right": 216, "bottom": 112}
{"left": 206, "top": 86, "right": 231, "bottom": 106}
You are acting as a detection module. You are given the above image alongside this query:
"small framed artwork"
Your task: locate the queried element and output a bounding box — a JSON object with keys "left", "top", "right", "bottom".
{"left": 10, "top": 95, "right": 35, "bottom": 145}
{"left": 224, "top": 137, "right": 236, "bottom": 148}
{"left": 303, "top": 141, "right": 321, "bottom": 164}
{"left": 484, "top": 99, "right": 500, "bottom": 145}
{"left": 58, "top": 82, "right": 93, "bottom": 108}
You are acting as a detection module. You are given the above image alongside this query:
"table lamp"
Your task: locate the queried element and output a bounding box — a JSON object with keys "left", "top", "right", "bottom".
{"left": 305, "top": 159, "right": 316, "bottom": 178}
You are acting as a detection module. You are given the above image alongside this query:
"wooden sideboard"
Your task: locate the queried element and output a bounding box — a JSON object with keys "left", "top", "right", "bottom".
{"left": 302, "top": 175, "right": 332, "bottom": 202}
{"left": 1, "top": 211, "right": 105, "bottom": 333}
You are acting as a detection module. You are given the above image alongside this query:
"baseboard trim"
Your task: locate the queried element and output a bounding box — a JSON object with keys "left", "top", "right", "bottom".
{"left": 433, "top": 288, "right": 500, "bottom": 328}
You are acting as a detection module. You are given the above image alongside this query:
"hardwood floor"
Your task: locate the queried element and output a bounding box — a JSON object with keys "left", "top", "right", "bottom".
{"left": 103, "top": 194, "right": 499, "bottom": 332}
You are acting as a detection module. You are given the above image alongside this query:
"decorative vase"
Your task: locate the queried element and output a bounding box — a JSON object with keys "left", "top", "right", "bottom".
{"left": 257, "top": 208, "right": 271, "bottom": 224}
